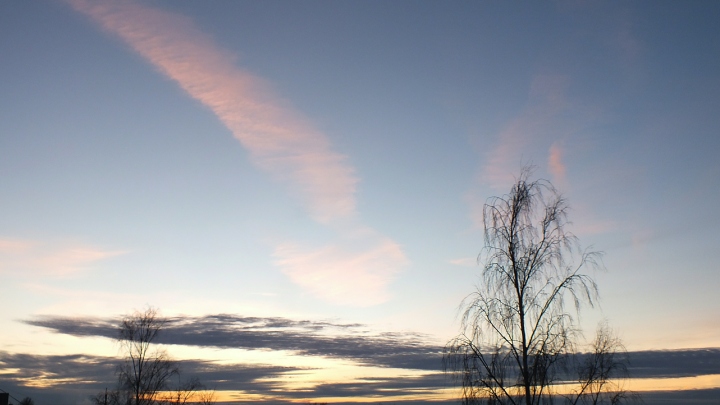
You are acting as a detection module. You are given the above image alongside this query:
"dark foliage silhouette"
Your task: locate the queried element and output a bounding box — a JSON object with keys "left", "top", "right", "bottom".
{"left": 18, "top": 398, "right": 34, "bottom": 405}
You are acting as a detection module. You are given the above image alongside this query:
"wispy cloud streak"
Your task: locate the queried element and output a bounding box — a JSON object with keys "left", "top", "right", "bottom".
{"left": 66, "top": 0, "right": 407, "bottom": 304}
{"left": 0, "top": 238, "right": 125, "bottom": 277}
{"left": 481, "top": 75, "right": 571, "bottom": 189}
{"left": 26, "top": 314, "right": 443, "bottom": 371}
{"left": 67, "top": 0, "right": 357, "bottom": 224}
{"left": 548, "top": 141, "right": 566, "bottom": 184}
{"left": 274, "top": 237, "right": 408, "bottom": 306}
{"left": 26, "top": 314, "right": 720, "bottom": 379}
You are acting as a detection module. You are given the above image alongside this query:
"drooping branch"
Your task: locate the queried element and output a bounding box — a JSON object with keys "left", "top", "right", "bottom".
{"left": 445, "top": 167, "right": 635, "bottom": 405}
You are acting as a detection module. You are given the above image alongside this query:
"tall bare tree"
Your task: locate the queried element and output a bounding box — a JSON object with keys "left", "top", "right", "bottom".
{"left": 118, "top": 307, "right": 179, "bottom": 405}
{"left": 445, "top": 168, "right": 634, "bottom": 405}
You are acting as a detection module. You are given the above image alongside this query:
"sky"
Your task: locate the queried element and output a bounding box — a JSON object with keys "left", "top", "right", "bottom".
{"left": 1, "top": 0, "right": 719, "bottom": 404}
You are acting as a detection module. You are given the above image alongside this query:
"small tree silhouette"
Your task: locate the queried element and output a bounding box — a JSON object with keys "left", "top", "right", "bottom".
{"left": 117, "top": 307, "right": 178, "bottom": 405}
{"left": 91, "top": 307, "right": 214, "bottom": 405}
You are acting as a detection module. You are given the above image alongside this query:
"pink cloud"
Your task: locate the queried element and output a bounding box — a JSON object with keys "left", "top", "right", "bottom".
{"left": 481, "top": 75, "right": 571, "bottom": 189}
{"left": 470, "top": 75, "right": 597, "bottom": 230}
{"left": 274, "top": 237, "right": 408, "bottom": 306}
{"left": 548, "top": 141, "right": 566, "bottom": 183}
{"left": 66, "top": 0, "right": 358, "bottom": 224}
{"left": 0, "top": 238, "right": 126, "bottom": 277}
{"left": 66, "top": 0, "right": 408, "bottom": 305}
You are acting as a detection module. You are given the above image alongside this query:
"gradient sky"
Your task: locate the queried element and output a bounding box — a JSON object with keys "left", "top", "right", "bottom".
{"left": 1, "top": 1, "right": 719, "bottom": 404}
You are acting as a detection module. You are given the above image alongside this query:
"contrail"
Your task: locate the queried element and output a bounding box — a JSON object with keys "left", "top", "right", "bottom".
{"left": 67, "top": 0, "right": 407, "bottom": 305}
{"left": 67, "top": 0, "right": 357, "bottom": 224}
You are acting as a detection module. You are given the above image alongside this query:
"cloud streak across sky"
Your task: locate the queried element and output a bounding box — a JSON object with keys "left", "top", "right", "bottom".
{"left": 0, "top": 351, "right": 304, "bottom": 404}
{"left": 480, "top": 74, "right": 573, "bottom": 190}
{"left": 0, "top": 350, "right": 450, "bottom": 404}
{"left": 0, "top": 238, "right": 125, "bottom": 277}
{"left": 25, "top": 314, "right": 443, "bottom": 371}
{"left": 26, "top": 314, "right": 720, "bottom": 380}
{"left": 67, "top": 0, "right": 356, "bottom": 224}
{"left": 65, "top": 0, "right": 406, "bottom": 305}
{"left": 14, "top": 314, "right": 720, "bottom": 404}
{"left": 274, "top": 237, "right": 408, "bottom": 306}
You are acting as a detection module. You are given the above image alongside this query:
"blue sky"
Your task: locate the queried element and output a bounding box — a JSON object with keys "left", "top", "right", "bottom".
{"left": 1, "top": 1, "right": 719, "bottom": 403}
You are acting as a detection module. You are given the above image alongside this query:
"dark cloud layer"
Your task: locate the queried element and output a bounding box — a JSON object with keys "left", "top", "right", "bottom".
{"left": 0, "top": 351, "right": 298, "bottom": 388}
{"left": 26, "top": 314, "right": 720, "bottom": 380}
{"left": 286, "top": 373, "right": 449, "bottom": 400}
{"left": 626, "top": 348, "right": 720, "bottom": 378}
{"left": 640, "top": 388, "right": 720, "bottom": 405}
{"left": 0, "top": 352, "right": 117, "bottom": 392}
{"left": 3, "top": 343, "right": 720, "bottom": 405}
{"left": 0, "top": 351, "right": 450, "bottom": 405}
{"left": 25, "top": 314, "right": 444, "bottom": 371}
{"left": 0, "top": 351, "right": 302, "bottom": 405}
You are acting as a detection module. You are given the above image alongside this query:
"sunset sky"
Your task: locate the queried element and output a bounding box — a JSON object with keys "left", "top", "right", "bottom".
{"left": 1, "top": 1, "right": 719, "bottom": 404}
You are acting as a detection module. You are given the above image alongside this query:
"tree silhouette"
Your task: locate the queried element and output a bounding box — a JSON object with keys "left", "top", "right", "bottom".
{"left": 92, "top": 307, "right": 213, "bottom": 405}
{"left": 445, "top": 167, "right": 635, "bottom": 405}
{"left": 18, "top": 398, "right": 34, "bottom": 405}
{"left": 118, "top": 307, "right": 178, "bottom": 405}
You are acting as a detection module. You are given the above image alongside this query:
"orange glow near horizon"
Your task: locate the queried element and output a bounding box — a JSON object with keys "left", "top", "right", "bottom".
{"left": 5, "top": 367, "right": 720, "bottom": 402}
{"left": 192, "top": 375, "right": 720, "bottom": 403}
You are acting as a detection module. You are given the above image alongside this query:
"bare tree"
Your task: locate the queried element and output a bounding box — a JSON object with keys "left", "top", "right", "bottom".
{"left": 91, "top": 308, "right": 215, "bottom": 405}
{"left": 445, "top": 168, "right": 635, "bottom": 405}
{"left": 159, "top": 376, "right": 204, "bottom": 405}
{"left": 568, "top": 324, "right": 639, "bottom": 405}
{"left": 195, "top": 388, "right": 218, "bottom": 405}
{"left": 118, "top": 307, "right": 179, "bottom": 405}
{"left": 90, "top": 387, "right": 124, "bottom": 405}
